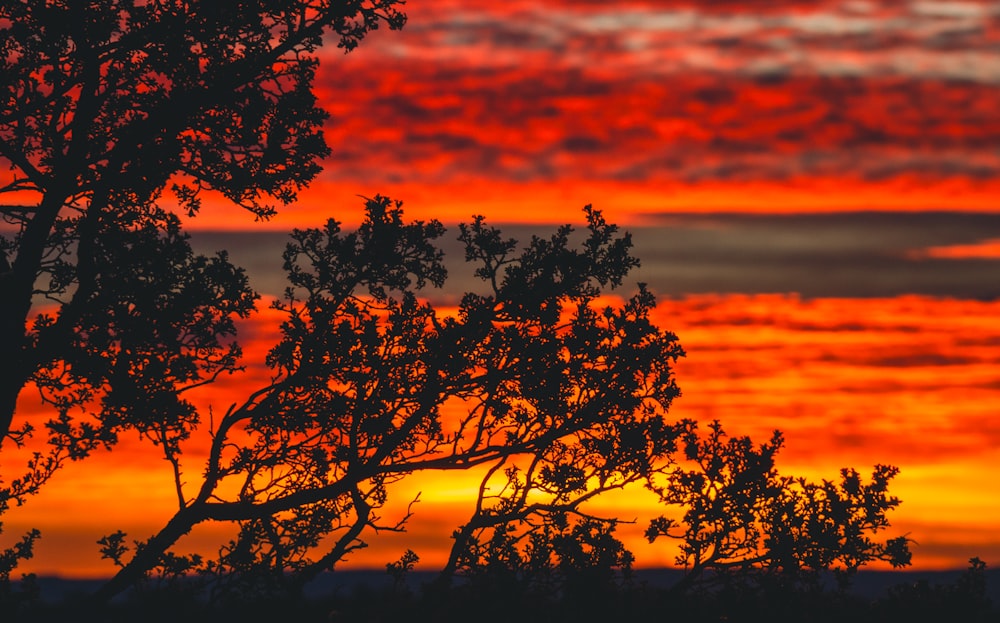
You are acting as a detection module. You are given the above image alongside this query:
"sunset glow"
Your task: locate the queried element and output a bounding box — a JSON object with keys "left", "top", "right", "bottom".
{"left": 4, "top": 0, "right": 1000, "bottom": 583}
{"left": 184, "top": 178, "right": 1000, "bottom": 231}
{"left": 8, "top": 295, "right": 1000, "bottom": 576}
{"left": 910, "top": 238, "right": 1000, "bottom": 259}
{"left": 179, "top": 0, "right": 1000, "bottom": 230}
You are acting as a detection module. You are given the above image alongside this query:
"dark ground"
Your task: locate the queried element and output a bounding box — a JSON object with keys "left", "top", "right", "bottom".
{"left": 9, "top": 566, "right": 998, "bottom": 623}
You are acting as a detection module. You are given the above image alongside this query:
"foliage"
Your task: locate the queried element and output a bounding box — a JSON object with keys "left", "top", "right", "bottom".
{"left": 0, "top": 207, "right": 255, "bottom": 599}
{"left": 0, "top": 519, "right": 39, "bottom": 613}
{"left": 646, "top": 420, "right": 912, "bottom": 593}
{"left": 85, "top": 198, "right": 684, "bottom": 603}
{"left": 446, "top": 512, "right": 635, "bottom": 602}
{"left": 0, "top": 0, "right": 406, "bottom": 503}
{"left": 0, "top": 0, "right": 404, "bottom": 219}
{"left": 386, "top": 549, "right": 419, "bottom": 593}
{"left": 0, "top": 0, "right": 405, "bottom": 591}
{"left": 438, "top": 209, "right": 685, "bottom": 585}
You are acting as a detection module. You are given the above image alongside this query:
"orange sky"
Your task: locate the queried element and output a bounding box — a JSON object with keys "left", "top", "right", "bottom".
{"left": 179, "top": 177, "right": 1000, "bottom": 231}
{"left": 4, "top": 0, "right": 1000, "bottom": 580}
{"left": 6, "top": 295, "right": 1000, "bottom": 577}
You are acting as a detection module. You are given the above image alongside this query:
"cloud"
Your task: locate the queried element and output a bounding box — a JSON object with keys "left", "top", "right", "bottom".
{"left": 190, "top": 212, "right": 1000, "bottom": 300}
{"left": 653, "top": 294, "right": 1000, "bottom": 463}
{"left": 346, "top": 0, "right": 1000, "bottom": 82}
{"left": 313, "top": 61, "right": 1000, "bottom": 186}
{"left": 908, "top": 238, "right": 1000, "bottom": 259}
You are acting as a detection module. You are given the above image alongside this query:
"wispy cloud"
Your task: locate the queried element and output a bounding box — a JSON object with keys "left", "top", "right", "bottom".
{"left": 907, "top": 238, "right": 1000, "bottom": 259}
{"left": 353, "top": 0, "right": 1000, "bottom": 81}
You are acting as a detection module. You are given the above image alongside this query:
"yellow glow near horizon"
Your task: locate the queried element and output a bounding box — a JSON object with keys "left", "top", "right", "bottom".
{"left": 5, "top": 295, "right": 1000, "bottom": 578}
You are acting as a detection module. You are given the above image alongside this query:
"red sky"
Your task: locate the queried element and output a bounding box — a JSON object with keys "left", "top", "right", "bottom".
{"left": 5, "top": 0, "right": 1000, "bottom": 578}
{"left": 187, "top": 0, "right": 1000, "bottom": 229}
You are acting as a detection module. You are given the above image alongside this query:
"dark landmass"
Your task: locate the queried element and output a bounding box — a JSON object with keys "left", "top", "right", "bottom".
{"left": 12, "top": 566, "right": 998, "bottom": 623}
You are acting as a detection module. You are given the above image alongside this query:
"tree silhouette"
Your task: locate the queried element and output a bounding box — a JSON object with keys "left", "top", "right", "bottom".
{"left": 0, "top": 0, "right": 404, "bottom": 577}
{"left": 646, "top": 420, "right": 911, "bottom": 594}
{"left": 87, "top": 199, "right": 684, "bottom": 603}
{"left": 436, "top": 218, "right": 685, "bottom": 585}
{"left": 1, "top": 207, "right": 257, "bottom": 590}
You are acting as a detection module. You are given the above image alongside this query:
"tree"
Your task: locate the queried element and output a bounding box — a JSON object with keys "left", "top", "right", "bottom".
{"left": 0, "top": 0, "right": 404, "bottom": 579}
{"left": 437, "top": 271, "right": 686, "bottom": 584}
{"left": 645, "top": 420, "right": 912, "bottom": 594}
{"left": 431, "top": 272, "right": 685, "bottom": 590}
{"left": 87, "top": 199, "right": 684, "bottom": 603}
{"left": 0, "top": 205, "right": 257, "bottom": 596}
{"left": 0, "top": 0, "right": 406, "bottom": 479}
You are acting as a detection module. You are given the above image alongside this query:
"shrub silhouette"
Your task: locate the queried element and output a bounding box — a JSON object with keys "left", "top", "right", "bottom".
{"left": 646, "top": 420, "right": 911, "bottom": 594}
{"left": 877, "top": 557, "right": 993, "bottom": 623}
{"left": 447, "top": 512, "right": 634, "bottom": 600}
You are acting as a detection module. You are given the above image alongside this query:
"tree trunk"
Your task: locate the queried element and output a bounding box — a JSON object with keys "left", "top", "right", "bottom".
{"left": 0, "top": 192, "right": 64, "bottom": 443}
{"left": 91, "top": 505, "right": 203, "bottom": 603}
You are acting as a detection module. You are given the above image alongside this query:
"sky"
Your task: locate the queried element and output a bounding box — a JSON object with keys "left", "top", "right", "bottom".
{"left": 188, "top": 0, "right": 1000, "bottom": 229}
{"left": 6, "top": 0, "right": 1000, "bottom": 578}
